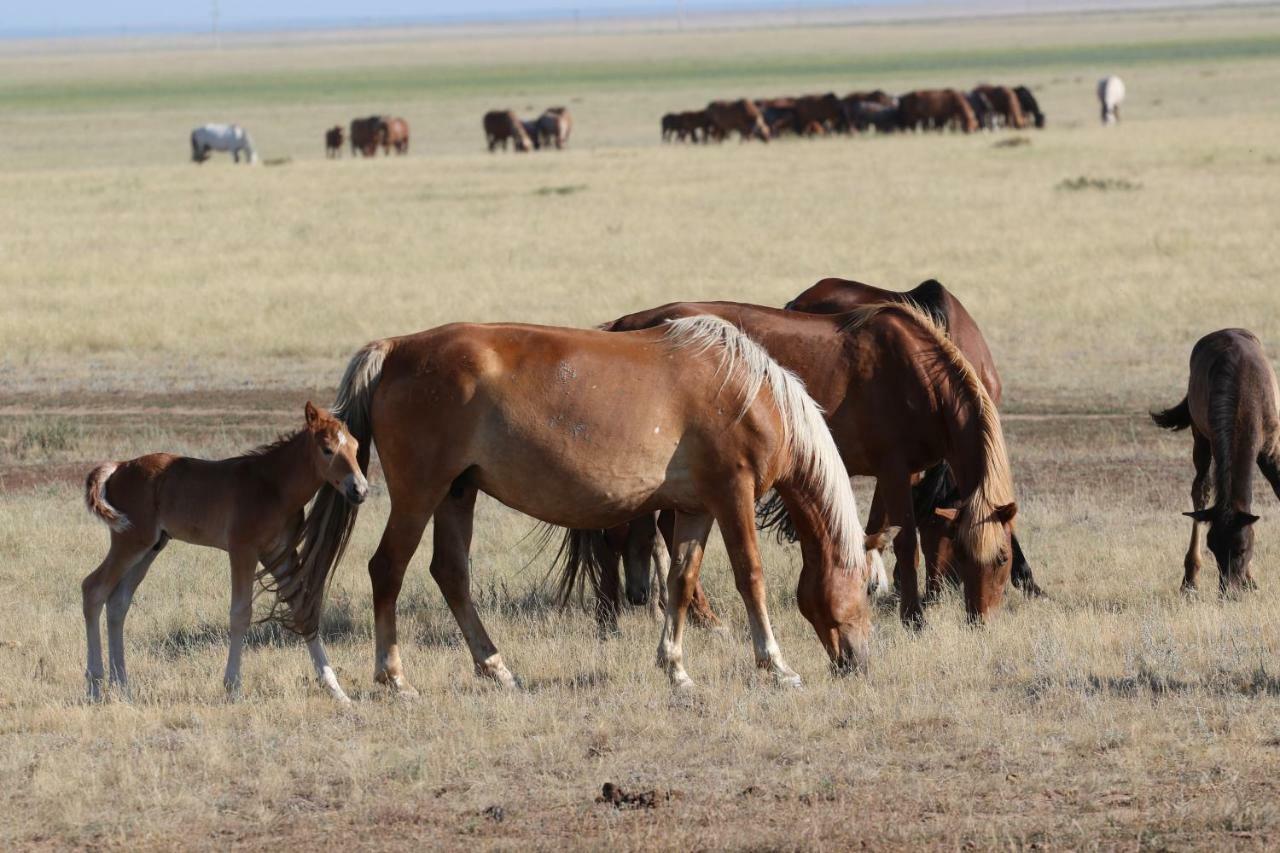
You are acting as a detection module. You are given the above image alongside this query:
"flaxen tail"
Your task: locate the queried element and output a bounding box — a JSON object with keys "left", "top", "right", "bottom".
{"left": 1150, "top": 396, "right": 1192, "bottom": 431}
{"left": 263, "top": 339, "right": 391, "bottom": 637}
{"left": 84, "top": 463, "right": 130, "bottom": 532}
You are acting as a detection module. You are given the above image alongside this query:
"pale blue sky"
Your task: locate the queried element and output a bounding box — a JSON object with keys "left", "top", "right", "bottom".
{"left": 6, "top": 1, "right": 885, "bottom": 36}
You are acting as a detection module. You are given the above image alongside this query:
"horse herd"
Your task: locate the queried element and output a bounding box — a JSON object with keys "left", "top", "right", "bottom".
{"left": 483, "top": 107, "right": 574, "bottom": 152}
{"left": 325, "top": 116, "right": 412, "bottom": 158}
{"left": 80, "top": 269, "right": 1251, "bottom": 704}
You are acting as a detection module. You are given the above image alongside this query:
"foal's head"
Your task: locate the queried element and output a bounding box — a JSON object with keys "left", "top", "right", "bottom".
{"left": 304, "top": 401, "right": 368, "bottom": 505}
{"left": 1187, "top": 506, "right": 1259, "bottom": 592}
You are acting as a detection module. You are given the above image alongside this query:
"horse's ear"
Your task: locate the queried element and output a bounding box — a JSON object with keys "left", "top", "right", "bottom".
{"left": 1184, "top": 509, "right": 1215, "bottom": 523}
{"left": 934, "top": 507, "right": 959, "bottom": 522}
{"left": 305, "top": 401, "right": 320, "bottom": 428}
{"left": 1239, "top": 512, "right": 1261, "bottom": 527}
{"left": 994, "top": 503, "right": 1018, "bottom": 524}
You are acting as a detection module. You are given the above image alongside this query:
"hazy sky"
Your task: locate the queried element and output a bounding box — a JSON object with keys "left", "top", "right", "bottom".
{"left": 7, "top": 1, "right": 884, "bottom": 36}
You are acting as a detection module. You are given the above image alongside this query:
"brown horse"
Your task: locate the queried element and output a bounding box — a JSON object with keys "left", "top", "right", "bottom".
{"left": 1151, "top": 329, "right": 1280, "bottom": 593}
{"left": 349, "top": 116, "right": 383, "bottom": 156}
{"left": 706, "top": 99, "right": 770, "bottom": 142}
{"left": 898, "top": 90, "right": 978, "bottom": 133}
{"left": 281, "top": 318, "right": 872, "bottom": 695}
{"left": 536, "top": 107, "right": 572, "bottom": 149}
{"left": 324, "top": 125, "right": 344, "bottom": 158}
{"left": 81, "top": 403, "right": 367, "bottom": 702}
{"left": 572, "top": 301, "right": 1018, "bottom": 628}
{"left": 381, "top": 117, "right": 410, "bottom": 154}
{"left": 785, "top": 277, "right": 1041, "bottom": 598}
{"left": 483, "top": 110, "right": 532, "bottom": 152}
{"left": 973, "top": 85, "right": 1027, "bottom": 129}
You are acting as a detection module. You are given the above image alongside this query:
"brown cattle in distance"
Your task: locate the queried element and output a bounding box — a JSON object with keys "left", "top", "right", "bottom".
{"left": 483, "top": 110, "right": 532, "bottom": 152}
{"left": 706, "top": 99, "right": 770, "bottom": 142}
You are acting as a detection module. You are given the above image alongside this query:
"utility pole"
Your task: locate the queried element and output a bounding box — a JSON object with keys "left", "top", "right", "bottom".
{"left": 211, "top": 0, "right": 221, "bottom": 49}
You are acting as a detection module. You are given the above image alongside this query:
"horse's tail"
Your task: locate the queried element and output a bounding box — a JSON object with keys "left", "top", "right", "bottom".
{"left": 551, "top": 528, "right": 615, "bottom": 607}
{"left": 1151, "top": 396, "right": 1192, "bottom": 431}
{"left": 84, "top": 463, "right": 130, "bottom": 533}
{"left": 663, "top": 316, "right": 867, "bottom": 579}
{"left": 263, "top": 339, "right": 392, "bottom": 637}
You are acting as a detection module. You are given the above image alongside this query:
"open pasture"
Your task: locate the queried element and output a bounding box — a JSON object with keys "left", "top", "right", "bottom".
{"left": 3, "top": 5, "right": 1280, "bottom": 848}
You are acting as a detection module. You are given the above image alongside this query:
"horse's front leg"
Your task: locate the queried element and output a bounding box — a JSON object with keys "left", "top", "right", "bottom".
{"left": 656, "top": 512, "right": 714, "bottom": 689}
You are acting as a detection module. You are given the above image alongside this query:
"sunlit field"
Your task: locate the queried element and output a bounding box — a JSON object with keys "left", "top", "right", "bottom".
{"left": 3, "top": 5, "right": 1280, "bottom": 849}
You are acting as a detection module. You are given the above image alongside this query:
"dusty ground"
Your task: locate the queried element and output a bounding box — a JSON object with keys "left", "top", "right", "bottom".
{"left": 3, "top": 4, "right": 1280, "bottom": 850}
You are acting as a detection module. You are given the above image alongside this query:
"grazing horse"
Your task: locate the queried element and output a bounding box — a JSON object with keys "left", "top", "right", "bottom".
{"left": 706, "top": 99, "right": 770, "bottom": 143}
{"left": 190, "top": 124, "right": 258, "bottom": 164}
{"left": 897, "top": 90, "right": 978, "bottom": 133}
{"left": 974, "top": 85, "right": 1027, "bottom": 129}
{"left": 536, "top": 107, "right": 572, "bottom": 149}
{"left": 281, "top": 319, "right": 872, "bottom": 695}
{"left": 1013, "top": 86, "right": 1045, "bottom": 128}
{"left": 784, "top": 277, "right": 1041, "bottom": 598}
{"left": 793, "top": 93, "right": 852, "bottom": 135}
{"left": 484, "top": 110, "right": 532, "bottom": 152}
{"left": 349, "top": 116, "right": 383, "bottom": 156}
{"left": 325, "top": 125, "right": 344, "bottom": 158}
{"left": 1151, "top": 329, "right": 1280, "bottom": 593}
{"left": 572, "top": 301, "right": 1018, "bottom": 629}
{"left": 81, "top": 403, "right": 367, "bottom": 702}
{"left": 966, "top": 90, "right": 997, "bottom": 131}
{"left": 381, "top": 117, "right": 410, "bottom": 155}
{"left": 1098, "top": 76, "right": 1125, "bottom": 125}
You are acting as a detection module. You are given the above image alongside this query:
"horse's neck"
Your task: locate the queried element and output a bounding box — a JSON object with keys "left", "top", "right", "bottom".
{"left": 938, "top": 377, "right": 989, "bottom": 499}
{"left": 1215, "top": 413, "right": 1258, "bottom": 513}
{"left": 256, "top": 433, "right": 322, "bottom": 512}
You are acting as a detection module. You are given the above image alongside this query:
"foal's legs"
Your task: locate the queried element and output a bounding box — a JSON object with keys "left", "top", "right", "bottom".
{"left": 222, "top": 548, "right": 258, "bottom": 696}
{"left": 656, "top": 512, "right": 714, "bottom": 689}
{"left": 105, "top": 542, "right": 164, "bottom": 693}
{"left": 1183, "top": 433, "right": 1212, "bottom": 592}
{"left": 716, "top": 495, "right": 801, "bottom": 688}
{"left": 430, "top": 486, "right": 517, "bottom": 688}
{"left": 83, "top": 537, "right": 153, "bottom": 700}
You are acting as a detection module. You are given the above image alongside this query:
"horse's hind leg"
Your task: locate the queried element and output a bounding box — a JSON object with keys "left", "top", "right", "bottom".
{"left": 105, "top": 536, "right": 166, "bottom": 694}
{"left": 430, "top": 486, "right": 517, "bottom": 689}
{"left": 1183, "top": 432, "right": 1212, "bottom": 592}
{"left": 222, "top": 547, "right": 258, "bottom": 697}
{"left": 82, "top": 536, "right": 153, "bottom": 700}
{"left": 716, "top": 493, "right": 801, "bottom": 688}
{"left": 656, "top": 511, "right": 714, "bottom": 689}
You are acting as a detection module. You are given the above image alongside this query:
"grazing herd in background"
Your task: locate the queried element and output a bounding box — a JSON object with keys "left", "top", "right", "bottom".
{"left": 186, "top": 77, "right": 1128, "bottom": 162}
{"left": 661, "top": 83, "right": 1047, "bottom": 144}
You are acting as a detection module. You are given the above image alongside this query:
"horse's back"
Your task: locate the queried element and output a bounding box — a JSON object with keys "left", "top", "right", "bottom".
{"left": 1187, "top": 328, "right": 1279, "bottom": 438}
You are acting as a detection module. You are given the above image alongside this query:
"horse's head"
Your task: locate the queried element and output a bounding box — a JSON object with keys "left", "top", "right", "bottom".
{"left": 933, "top": 501, "right": 1017, "bottom": 620}
{"left": 1186, "top": 506, "right": 1258, "bottom": 592}
{"left": 304, "top": 401, "right": 367, "bottom": 505}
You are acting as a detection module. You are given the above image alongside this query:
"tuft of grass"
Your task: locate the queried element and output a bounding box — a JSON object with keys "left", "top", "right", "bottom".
{"left": 533, "top": 183, "right": 588, "bottom": 197}
{"left": 14, "top": 418, "right": 79, "bottom": 459}
{"left": 1056, "top": 175, "right": 1143, "bottom": 191}
{"left": 993, "top": 136, "right": 1032, "bottom": 148}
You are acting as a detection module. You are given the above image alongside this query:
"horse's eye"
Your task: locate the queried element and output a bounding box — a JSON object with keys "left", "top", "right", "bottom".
{"left": 322, "top": 446, "right": 334, "bottom": 456}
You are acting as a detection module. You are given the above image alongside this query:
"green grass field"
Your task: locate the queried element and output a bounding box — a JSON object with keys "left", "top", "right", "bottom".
{"left": 3, "top": 5, "right": 1280, "bottom": 849}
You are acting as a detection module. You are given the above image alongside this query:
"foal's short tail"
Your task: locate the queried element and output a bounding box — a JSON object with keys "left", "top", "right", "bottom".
{"left": 664, "top": 316, "right": 868, "bottom": 579}
{"left": 1151, "top": 396, "right": 1192, "bottom": 431}
{"left": 84, "top": 463, "right": 130, "bottom": 533}
{"left": 265, "top": 338, "right": 391, "bottom": 638}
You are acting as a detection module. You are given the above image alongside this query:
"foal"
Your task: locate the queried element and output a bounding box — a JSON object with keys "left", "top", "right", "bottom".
{"left": 81, "top": 402, "right": 367, "bottom": 701}
{"left": 1152, "top": 329, "right": 1280, "bottom": 593}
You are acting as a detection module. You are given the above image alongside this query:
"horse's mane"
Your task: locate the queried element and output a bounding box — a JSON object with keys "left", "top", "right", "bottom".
{"left": 843, "top": 301, "right": 1015, "bottom": 565}
{"left": 239, "top": 429, "right": 304, "bottom": 460}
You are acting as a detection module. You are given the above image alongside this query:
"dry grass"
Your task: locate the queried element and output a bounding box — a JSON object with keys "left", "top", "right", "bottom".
{"left": 3, "top": 6, "right": 1280, "bottom": 850}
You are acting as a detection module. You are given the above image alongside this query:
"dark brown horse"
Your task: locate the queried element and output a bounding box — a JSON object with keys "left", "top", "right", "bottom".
{"left": 973, "top": 85, "right": 1027, "bottom": 130}
{"left": 568, "top": 301, "right": 1018, "bottom": 629}
{"left": 898, "top": 90, "right": 978, "bottom": 133}
{"left": 1013, "top": 86, "right": 1045, "bottom": 128}
{"left": 1151, "top": 329, "right": 1280, "bottom": 593}
{"left": 324, "top": 125, "right": 344, "bottom": 158}
{"left": 785, "top": 277, "right": 1041, "bottom": 598}
{"left": 483, "top": 110, "right": 532, "bottom": 152}
{"left": 706, "top": 99, "right": 770, "bottom": 142}
{"left": 349, "top": 116, "right": 383, "bottom": 157}
{"left": 282, "top": 318, "right": 873, "bottom": 695}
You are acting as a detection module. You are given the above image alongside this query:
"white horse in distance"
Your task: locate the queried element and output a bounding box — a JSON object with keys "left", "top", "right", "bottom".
{"left": 191, "top": 124, "right": 259, "bottom": 164}
{"left": 1097, "top": 76, "right": 1125, "bottom": 126}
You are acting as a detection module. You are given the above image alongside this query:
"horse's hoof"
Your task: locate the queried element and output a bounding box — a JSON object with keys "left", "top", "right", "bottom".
{"left": 773, "top": 671, "right": 803, "bottom": 690}
{"left": 671, "top": 674, "right": 696, "bottom": 691}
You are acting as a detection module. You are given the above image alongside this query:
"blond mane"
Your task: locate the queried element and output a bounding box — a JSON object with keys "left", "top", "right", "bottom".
{"left": 845, "top": 301, "right": 1016, "bottom": 565}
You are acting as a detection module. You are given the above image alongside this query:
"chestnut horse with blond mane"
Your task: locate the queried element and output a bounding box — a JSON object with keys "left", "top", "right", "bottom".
{"left": 81, "top": 403, "right": 367, "bottom": 702}
{"left": 280, "top": 318, "right": 873, "bottom": 695}
{"left": 565, "top": 301, "right": 1017, "bottom": 628}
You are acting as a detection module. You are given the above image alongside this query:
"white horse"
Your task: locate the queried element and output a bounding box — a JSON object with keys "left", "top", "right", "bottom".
{"left": 191, "top": 124, "right": 259, "bottom": 164}
{"left": 1097, "top": 76, "right": 1125, "bottom": 126}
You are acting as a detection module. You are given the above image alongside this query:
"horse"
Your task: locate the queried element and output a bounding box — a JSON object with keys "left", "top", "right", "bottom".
{"left": 190, "top": 124, "right": 258, "bottom": 164}
{"left": 484, "top": 110, "right": 532, "bottom": 152}
{"left": 1013, "top": 86, "right": 1045, "bottom": 128}
{"left": 349, "top": 116, "right": 383, "bottom": 156}
{"left": 784, "top": 277, "right": 1041, "bottom": 598}
{"left": 279, "top": 318, "right": 873, "bottom": 695}
{"left": 793, "top": 93, "right": 852, "bottom": 135}
{"left": 324, "top": 125, "right": 344, "bottom": 158}
{"left": 80, "top": 403, "right": 367, "bottom": 702}
{"left": 1151, "top": 329, "right": 1280, "bottom": 593}
{"left": 897, "top": 90, "right": 977, "bottom": 133}
{"left": 536, "top": 107, "right": 572, "bottom": 149}
{"left": 966, "top": 90, "right": 997, "bottom": 131}
{"left": 569, "top": 301, "right": 1018, "bottom": 630}
{"left": 381, "top": 117, "right": 410, "bottom": 155}
{"left": 1098, "top": 76, "right": 1125, "bottom": 125}
{"left": 706, "top": 99, "right": 770, "bottom": 143}
{"left": 973, "top": 85, "right": 1027, "bottom": 130}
